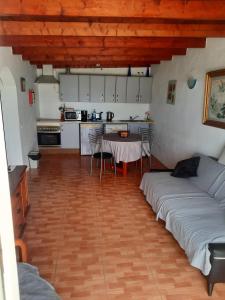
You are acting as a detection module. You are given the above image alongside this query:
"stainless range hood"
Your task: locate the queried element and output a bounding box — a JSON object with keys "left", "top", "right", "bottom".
{"left": 35, "top": 65, "right": 59, "bottom": 84}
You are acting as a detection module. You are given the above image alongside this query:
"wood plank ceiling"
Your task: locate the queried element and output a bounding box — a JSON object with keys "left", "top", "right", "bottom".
{"left": 1, "top": 1, "right": 225, "bottom": 68}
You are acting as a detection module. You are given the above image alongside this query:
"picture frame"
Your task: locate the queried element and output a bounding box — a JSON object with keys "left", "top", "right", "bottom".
{"left": 167, "top": 80, "right": 177, "bottom": 105}
{"left": 203, "top": 69, "right": 225, "bottom": 129}
{"left": 20, "top": 77, "right": 26, "bottom": 92}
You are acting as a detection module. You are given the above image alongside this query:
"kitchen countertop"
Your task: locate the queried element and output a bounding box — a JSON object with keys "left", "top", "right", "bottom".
{"left": 37, "top": 119, "right": 154, "bottom": 125}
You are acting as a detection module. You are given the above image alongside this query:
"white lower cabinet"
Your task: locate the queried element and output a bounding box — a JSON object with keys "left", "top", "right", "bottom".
{"left": 61, "top": 122, "right": 80, "bottom": 149}
{"left": 128, "top": 123, "right": 150, "bottom": 134}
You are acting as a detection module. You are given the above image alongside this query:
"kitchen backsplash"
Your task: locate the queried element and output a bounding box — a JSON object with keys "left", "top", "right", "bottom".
{"left": 36, "top": 83, "right": 150, "bottom": 120}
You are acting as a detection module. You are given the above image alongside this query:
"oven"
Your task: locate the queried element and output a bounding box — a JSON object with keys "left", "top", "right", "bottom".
{"left": 37, "top": 125, "right": 61, "bottom": 146}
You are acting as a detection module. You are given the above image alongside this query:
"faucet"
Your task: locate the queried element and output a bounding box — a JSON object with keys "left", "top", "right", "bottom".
{"left": 129, "top": 115, "right": 139, "bottom": 120}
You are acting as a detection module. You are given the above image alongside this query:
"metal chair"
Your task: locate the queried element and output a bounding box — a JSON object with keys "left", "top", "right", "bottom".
{"left": 139, "top": 126, "right": 154, "bottom": 174}
{"left": 88, "top": 132, "right": 116, "bottom": 181}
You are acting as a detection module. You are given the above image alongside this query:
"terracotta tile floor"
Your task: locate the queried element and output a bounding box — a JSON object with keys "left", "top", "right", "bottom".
{"left": 24, "top": 154, "right": 225, "bottom": 300}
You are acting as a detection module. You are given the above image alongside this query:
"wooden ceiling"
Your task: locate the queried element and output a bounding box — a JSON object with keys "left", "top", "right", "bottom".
{"left": 1, "top": 1, "right": 225, "bottom": 68}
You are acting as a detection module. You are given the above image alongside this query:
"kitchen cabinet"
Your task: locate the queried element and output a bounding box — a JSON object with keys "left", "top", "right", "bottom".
{"left": 59, "top": 74, "right": 79, "bottom": 102}
{"left": 128, "top": 122, "right": 150, "bottom": 134}
{"left": 90, "top": 76, "right": 105, "bottom": 102}
{"left": 105, "top": 76, "right": 127, "bottom": 103}
{"left": 139, "top": 77, "right": 152, "bottom": 103}
{"left": 59, "top": 74, "right": 152, "bottom": 103}
{"left": 126, "top": 77, "right": 140, "bottom": 103}
{"left": 127, "top": 77, "right": 152, "bottom": 103}
{"left": 116, "top": 76, "right": 127, "bottom": 103}
{"left": 61, "top": 122, "right": 80, "bottom": 149}
{"left": 105, "top": 76, "right": 116, "bottom": 103}
{"left": 9, "top": 166, "right": 29, "bottom": 239}
{"left": 79, "top": 75, "right": 90, "bottom": 102}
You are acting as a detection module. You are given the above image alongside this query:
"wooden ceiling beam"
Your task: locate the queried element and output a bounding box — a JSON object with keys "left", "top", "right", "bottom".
{"left": 23, "top": 54, "right": 172, "bottom": 62}
{"left": 1, "top": 0, "right": 225, "bottom": 21}
{"left": 0, "top": 36, "right": 206, "bottom": 48}
{"left": 13, "top": 47, "right": 186, "bottom": 57}
{"left": 30, "top": 61, "right": 160, "bottom": 68}
{"left": 1, "top": 21, "right": 225, "bottom": 37}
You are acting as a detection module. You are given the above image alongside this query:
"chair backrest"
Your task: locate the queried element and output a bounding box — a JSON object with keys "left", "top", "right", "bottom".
{"left": 88, "top": 132, "right": 102, "bottom": 155}
{"left": 95, "top": 127, "right": 104, "bottom": 136}
{"left": 139, "top": 126, "right": 154, "bottom": 147}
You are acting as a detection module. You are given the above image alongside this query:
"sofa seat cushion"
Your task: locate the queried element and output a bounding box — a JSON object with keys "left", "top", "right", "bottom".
{"left": 163, "top": 197, "right": 225, "bottom": 275}
{"left": 140, "top": 172, "right": 208, "bottom": 215}
{"left": 189, "top": 154, "right": 225, "bottom": 196}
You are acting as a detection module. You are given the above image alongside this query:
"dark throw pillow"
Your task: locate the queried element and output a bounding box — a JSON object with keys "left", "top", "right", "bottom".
{"left": 171, "top": 156, "right": 200, "bottom": 178}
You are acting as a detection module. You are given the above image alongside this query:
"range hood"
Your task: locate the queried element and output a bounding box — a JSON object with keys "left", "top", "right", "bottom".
{"left": 35, "top": 65, "right": 59, "bottom": 84}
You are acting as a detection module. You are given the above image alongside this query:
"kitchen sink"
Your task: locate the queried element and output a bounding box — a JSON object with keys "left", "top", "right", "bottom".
{"left": 119, "top": 119, "right": 147, "bottom": 122}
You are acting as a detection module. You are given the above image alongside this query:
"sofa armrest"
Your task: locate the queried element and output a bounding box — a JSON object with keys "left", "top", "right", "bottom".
{"left": 15, "top": 239, "right": 28, "bottom": 263}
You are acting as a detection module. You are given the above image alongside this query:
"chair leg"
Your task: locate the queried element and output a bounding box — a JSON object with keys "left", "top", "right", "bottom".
{"left": 100, "top": 157, "right": 103, "bottom": 181}
{"left": 149, "top": 154, "right": 152, "bottom": 170}
{"left": 114, "top": 159, "right": 117, "bottom": 175}
{"left": 207, "top": 281, "right": 214, "bottom": 296}
{"left": 104, "top": 159, "right": 106, "bottom": 173}
{"left": 90, "top": 157, "right": 93, "bottom": 175}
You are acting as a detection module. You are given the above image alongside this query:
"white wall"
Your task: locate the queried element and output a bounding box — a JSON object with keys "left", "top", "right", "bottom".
{"left": 0, "top": 91, "right": 20, "bottom": 300}
{"left": 151, "top": 38, "right": 225, "bottom": 168}
{"left": 0, "top": 47, "right": 37, "bottom": 166}
{"left": 37, "top": 67, "right": 151, "bottom": 120}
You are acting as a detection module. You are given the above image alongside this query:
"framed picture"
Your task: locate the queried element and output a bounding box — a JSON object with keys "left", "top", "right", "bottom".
{"left": 203, "top": 69, "right": 225, "bottom": 129}
{"left": 167, "top": 80, "right": 177, "bottom": 105}
{"left": 20, "top": 77, "right": 26, "bottom": 92}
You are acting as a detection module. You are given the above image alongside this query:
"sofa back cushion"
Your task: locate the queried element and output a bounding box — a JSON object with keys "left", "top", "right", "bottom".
{"left": 189, "top": 154, "right": 225, "bottom": 196}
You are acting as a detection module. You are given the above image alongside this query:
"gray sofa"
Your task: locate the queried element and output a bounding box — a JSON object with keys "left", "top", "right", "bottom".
{"left": 140, "top": 154, "right": 225, "bottom": 295}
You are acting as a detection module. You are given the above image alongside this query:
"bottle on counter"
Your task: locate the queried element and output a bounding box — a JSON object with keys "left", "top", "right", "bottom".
{"left": 92, "top": 109, "right": 96, "bottom": 121}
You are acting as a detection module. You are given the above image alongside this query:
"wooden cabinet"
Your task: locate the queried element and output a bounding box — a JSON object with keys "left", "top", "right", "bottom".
{"left": 9, "top": 166, "right": 29, "bottom": 239}
{"left": 59, "top": 74, "right": 79, "bottom": 102}
{"left": 79, "top": 75, "right": 90, "bottom": 102}
{"left": 90, "top": 75, "right": 105, "bottom": 102}
{"left": 61, "top": 122, "right": 80, "bottom": 149}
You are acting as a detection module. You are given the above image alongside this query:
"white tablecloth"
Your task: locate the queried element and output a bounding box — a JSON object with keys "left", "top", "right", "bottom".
{"left": 102, "top": 133, "right": 149, "bottom": 163}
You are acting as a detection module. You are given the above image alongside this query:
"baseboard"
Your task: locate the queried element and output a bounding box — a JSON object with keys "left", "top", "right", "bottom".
{"left": 39, "top": 147, "right": 80, "bottom": 155}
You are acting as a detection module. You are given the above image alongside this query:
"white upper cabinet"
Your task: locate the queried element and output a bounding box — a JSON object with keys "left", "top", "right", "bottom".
{"left": 59, "top": 74, "right": 78, "bottom": 102}
{"left": 126, "top": 77, "right": 140, "bottom": 103}
{"left": 105, "top": 76, "right": 116, "bottom": 103}
{"left": 139, "top": 77, "right": 152, "bottom": 103}
{"left": 116, "top": 76, "right": 127, "bottom": 103}
{"left": 90, "top": 75, "right": 105, "bottom": 102}
{"left": 79, "top": 75, "right": 90, "bottom": 102}
{"left": 59, "top": 74, "right": 152, "bottom": 104}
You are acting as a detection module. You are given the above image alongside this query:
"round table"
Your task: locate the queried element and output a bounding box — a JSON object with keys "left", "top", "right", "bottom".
{"left": 102, "top": 133, "right": 142, "bottom": 175}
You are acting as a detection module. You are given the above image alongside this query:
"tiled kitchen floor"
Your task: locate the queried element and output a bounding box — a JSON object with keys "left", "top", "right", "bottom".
{"left": 24, "top": 154, "right": 225, "bottom": 300}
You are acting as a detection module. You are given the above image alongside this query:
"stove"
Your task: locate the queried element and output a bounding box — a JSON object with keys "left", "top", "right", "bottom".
{"left": 37, "top": 120, "right": 61, "bottom": 146}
